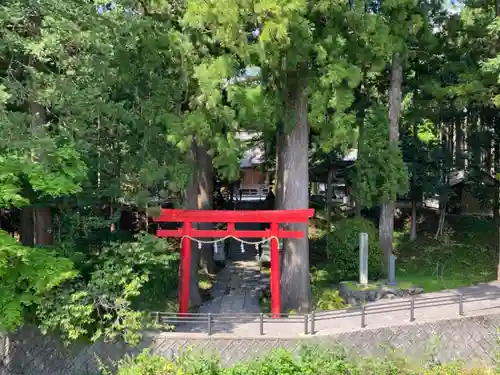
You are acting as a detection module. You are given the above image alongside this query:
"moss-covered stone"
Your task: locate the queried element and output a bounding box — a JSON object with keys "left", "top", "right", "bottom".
{"left": 339, "top": 280, "right": 424, "bottom": 306}
{"left": 343, "top": 281, "right": 378, "bottom": 291}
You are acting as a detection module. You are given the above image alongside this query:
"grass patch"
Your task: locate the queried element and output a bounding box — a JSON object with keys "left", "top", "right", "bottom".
{"left": 311, "top": 263, "right": 347, "bottom": 310}
{"left": 394, "top": 234, "right": 496, "bottom": 292}
{"left": 341, "top": 281, "right": 378, "bottom": 291}
{"left": 392, "top": 213, "right": 498, "bottom": 292}
{"left": 397, "top": 281, "right": 415, "bottom": 289}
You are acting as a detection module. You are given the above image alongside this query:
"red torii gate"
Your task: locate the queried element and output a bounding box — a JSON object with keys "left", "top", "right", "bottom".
{"left": 152, "top": 208, "right": 314, "bottom": 318}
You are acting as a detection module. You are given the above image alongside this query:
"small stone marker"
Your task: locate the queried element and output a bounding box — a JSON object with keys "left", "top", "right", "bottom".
{"left": 359, "top": 232, "right": 368, "bottom": 285}
{"left": 388, "top": 254, "right": 396, "bottom": 286}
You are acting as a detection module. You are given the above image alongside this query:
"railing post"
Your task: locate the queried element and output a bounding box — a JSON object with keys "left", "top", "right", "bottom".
{"left": 304, "top": 314, "right": 309, "bottom": 335}
{"left": 458, "top": 293, "right": 464, "bottom": 316}
{"left": 410, "top": 297, "right": 415, "bottom": 322}
{"left": 155, "top": 312, "right": 160, "bottom": 325}
{"left": 207, "top": 313, "right": 212, "bottom": 336}
{"left": 259, "top": 313, "right": 264, "bottom": 336}
{"left": 310, "top": 310, "right": 316, "bottom": 335}
{"left": 361, "top": 305, "right": 366, "bottom": 328}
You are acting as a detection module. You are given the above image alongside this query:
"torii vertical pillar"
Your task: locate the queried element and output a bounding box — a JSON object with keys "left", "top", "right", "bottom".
{"left": 270, "top": 222, "right": 281, "bottom": 318}
{"left": 179, "top": 222, "right": 192, "bottom": 316}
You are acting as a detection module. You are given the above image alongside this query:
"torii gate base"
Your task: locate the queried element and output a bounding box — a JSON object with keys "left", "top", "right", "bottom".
{"left": 153, "top": 209, "right": 314, "bottom": 318}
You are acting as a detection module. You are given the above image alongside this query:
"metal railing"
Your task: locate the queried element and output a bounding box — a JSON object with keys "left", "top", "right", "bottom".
{"left": 233, "top": 185, "right": 270, "bottom": 202}
{"left": 152, "top": 289, "right": 500, "bottom": 336}
{"left": 155, "top": 311, "right": 308, "bottom": 336}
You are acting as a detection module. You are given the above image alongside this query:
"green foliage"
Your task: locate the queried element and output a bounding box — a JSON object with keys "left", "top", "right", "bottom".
{"left": 298, "top": 346, "right": 354, "bottom": 375}
{"left": 109, "top": 350, "right": 221, "bottom": 375}
{"left": 27, "top": 143, "right": 88, "bottom": 198}
{"left": 0, "top": 155, "right": 30, "bottom": 207}
{"left": 399, "top": 116, "right": 443, "bottom": 201}
{"left": 36, "top": 234, "right": 178, "bottom": 345}
{"left": 110, "top": 346, "right": 493, "bottom": 375}
{"left": 0, "top": 142, "right": 87, "bottom": 207}
{"left": 313, "top": 287, "right": 346, "bottom": 311}
{"left": 225, "top": 349, "right": 302, "bottom": 375}
{"left": 0, "top": 230, "right": 76, "bottom": 332}
{"left": 135, "top": 261, "right": 180, "bottom": 312}
{"left": 446, "top": 215, "right": 497, "bottom": 246}
{"left": 327, "top": 218, "right": 384, "bottom": 281}
{"left": 353, "top": 106, "right": 409, "bottom": 208}
{"left": 1, "top": 0, "right": 201, "bottom": 343}
{"left": 177, "top": 353, "right": 223, "bottom": 375}
{"left": 112, "top": 350, "right": 178, "bottom": 375}
{"left": 481, "top": 10, "right": 500, "bottom": 106}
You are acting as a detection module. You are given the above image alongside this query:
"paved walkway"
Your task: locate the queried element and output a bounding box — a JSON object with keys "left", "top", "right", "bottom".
{"left": 176, "top": 222, "right": 269, "bottom": 333}
{"left": 170, "top": 281, "right": 500, "bottom": 337}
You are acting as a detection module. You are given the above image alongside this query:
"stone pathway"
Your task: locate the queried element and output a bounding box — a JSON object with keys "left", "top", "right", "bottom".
{"left": 176, "top": 222, "right": 269, "bottom": 333}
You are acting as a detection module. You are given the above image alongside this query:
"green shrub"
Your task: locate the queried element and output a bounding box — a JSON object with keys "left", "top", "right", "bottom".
{"left": 447, "top": 215, "right": 496, "bottom": 246}
{"left": 0, "top": 230, "right": 76, "bottom": 333}
{"left": 299, "top": 345, "right": 355, "bottom": 374}
{"left": 327, "top": 217, "right": 384, "bottom": 281}
{"left": 110, "top": 347, "right": 492, "bottom": 375}
{"left": 225, "top": 349, "right": 302, "bottom": 375}
{"left": 37, "top": 233, "right": 179, "bottom": 345}
{"left": 309, "top": 265, "right": 347, "bottom": 310}
{"left": 313, "top": 287, "right": 347, "bottom": 311}
{"left": 176, "top": 352, "right": 221, "bottom": 375}
{"left": 109, "top": 350, "right": 220, "bottom": 375}
{"left": 112, "top": 350, "right": 178, "bottom": 375}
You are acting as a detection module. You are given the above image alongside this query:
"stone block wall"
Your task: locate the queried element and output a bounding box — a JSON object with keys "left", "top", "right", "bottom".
{"left": 1, "top": 313, "right": 499, "bottom": 374}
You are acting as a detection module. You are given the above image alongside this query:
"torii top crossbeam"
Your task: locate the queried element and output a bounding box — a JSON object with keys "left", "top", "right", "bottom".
{"left": 153, "top": 209, "right": 314, "bottom": 223}
{"left": 155, "top": 209, "right": 314, "bottom": 239}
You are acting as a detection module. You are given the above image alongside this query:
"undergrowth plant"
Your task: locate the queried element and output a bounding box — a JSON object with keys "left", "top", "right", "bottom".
{"left": 0, "top": 230, "right": 76, "bottom": 332}
{"left": 108, "top": 347, "right": 497, "bottom": 375}
{"left": 327, "top": 217, "right": 385, "bottom": 282}
{"left": 36, "top": 233, "right": 178, "bottom": 345}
